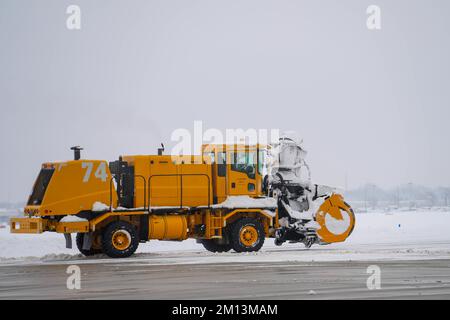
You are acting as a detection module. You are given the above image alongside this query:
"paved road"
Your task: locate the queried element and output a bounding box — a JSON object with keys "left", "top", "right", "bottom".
{"left": 1, "top": 258, "right": 449, "bottom": 299}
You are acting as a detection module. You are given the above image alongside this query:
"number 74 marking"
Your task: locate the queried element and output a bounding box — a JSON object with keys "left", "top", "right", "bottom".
{"left": 82, "top": 162, "right": 107, "bottom": 182}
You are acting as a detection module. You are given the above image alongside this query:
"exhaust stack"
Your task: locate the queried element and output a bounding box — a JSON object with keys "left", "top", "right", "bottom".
{"left": 157, "top": 143, "right": 165, "bottom": 156}
{"left": 70, "top": 146, "right": 83, "bottom": 160}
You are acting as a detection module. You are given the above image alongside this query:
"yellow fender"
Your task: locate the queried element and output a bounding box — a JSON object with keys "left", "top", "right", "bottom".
{"left": 315, "top": 194, "right": 355, "bottom": 243}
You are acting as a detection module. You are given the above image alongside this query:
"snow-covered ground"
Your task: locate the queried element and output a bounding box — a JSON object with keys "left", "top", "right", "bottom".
{"left": 0, "top": 210, "right": 449, "bottom": 264}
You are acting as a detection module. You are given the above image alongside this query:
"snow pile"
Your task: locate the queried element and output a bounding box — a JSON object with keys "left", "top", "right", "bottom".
{"left": 345, "top": 210, "right": 450, "bottom": 244}
{"left": 92, "top": 202, "right": 110, "bottom": 212}
{"left": 262, "top": 209, "right": 277, "bottom": 217}
{"left": 213, "top": 196, "right": 277, "bottom": 209}
{"left": 59, "top": 215, "right": 88, "bottom": 222}
{"left": 0, "top": 230, "right": 75, "bottom": 260}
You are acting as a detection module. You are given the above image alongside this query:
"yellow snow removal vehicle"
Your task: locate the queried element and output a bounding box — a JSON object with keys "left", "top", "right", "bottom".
{"left": 11, "top": 139, "right": 355, "bottom": 258}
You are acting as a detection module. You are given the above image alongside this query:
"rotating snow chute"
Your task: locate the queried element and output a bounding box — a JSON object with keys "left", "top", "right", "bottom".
{"left": 315, "top": 194, "right": 355, "bottom": 243}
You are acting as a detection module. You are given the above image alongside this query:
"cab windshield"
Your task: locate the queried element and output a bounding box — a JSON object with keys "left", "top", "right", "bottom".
{"left": 27, "top": 168, "right": 54, "bottom": 205}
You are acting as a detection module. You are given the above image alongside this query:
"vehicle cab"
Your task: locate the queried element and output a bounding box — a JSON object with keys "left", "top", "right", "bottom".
{"left": 201, "top": 144, "right": 267, "bottom": 204}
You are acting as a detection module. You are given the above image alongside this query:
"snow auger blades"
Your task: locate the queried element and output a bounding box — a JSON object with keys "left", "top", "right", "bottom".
{"left": 267, "top": 134, "right": 355, "bottom": 247}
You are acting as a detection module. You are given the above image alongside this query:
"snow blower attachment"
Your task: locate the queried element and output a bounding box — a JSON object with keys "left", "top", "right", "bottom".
{"left": 10, "top": 138, "right": 355, "bottom": 258}
{"left": 266, "top": 136, "right": 355, "bottom": 247}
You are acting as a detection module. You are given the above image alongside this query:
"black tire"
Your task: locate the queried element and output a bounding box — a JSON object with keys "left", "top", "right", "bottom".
{"left": 304, "top": 239, "right": 313, "bottom": 249}
{"left": 230, "top": 218, "right": 265, "bottom": 253}
{"left": 200, "top": 239, "right": 232, "bottom": 253}
{"left": 274, "top": 238, "right": 283, "bottom": 246}
{"left": 75, "top": 233, "right": 102, "bottom": 256}
{"left": 101, "top": 221, "right": 139, "bottom": 258}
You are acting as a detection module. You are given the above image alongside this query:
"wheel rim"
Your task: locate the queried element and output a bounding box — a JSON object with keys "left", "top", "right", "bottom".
{"left": 112, "top": 230, "right": 131, "bottom": 251}
{"left": 239, "top": 225, "right": 258, "bottom": 247}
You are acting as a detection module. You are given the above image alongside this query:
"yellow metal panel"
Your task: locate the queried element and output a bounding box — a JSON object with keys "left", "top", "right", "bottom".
{"left": 55, "top": 221, "right": 90, "bottom": 234}
{"left": 180, "top": 158, "right": 212, "bottom": 207}
{"left": 10, "top": 217, "right": 47, "bottom": 234}
{"left": 223, "top": 208, "right": 274, "bottom": 224}
{"left": 89, "top": 210, "right": 147, "bottom": 231}
{"left": 35, "top": 160, "right": 116, "bottom": 216}
{"left": 149, "top": 156, "right": 179, "bottom": 207}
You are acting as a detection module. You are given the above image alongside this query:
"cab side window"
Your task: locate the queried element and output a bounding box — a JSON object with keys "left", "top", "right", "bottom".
{"left": 203, "top": 152, "right": 215, "bottom": 164}
{"left": 230, "top": 151, "right": 256, "bottom": 179}
{"left": 257, "top": 150, "right": 266, "bottom": 175}
{"left": 217, "top": 152, "right": 226, "bottom": 177}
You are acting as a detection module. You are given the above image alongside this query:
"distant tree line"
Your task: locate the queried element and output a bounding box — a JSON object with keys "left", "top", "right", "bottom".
{"left": 345, "top": 183, "right": 450, "bottom": 210}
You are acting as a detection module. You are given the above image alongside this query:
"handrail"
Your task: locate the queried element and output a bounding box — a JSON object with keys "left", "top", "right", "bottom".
{"left": 135, "top": 175, "right": 147, "bottom": 210}
{"left": 109, "top": 174, "right": 147, "bottom": 211}
{"left": 109, "top": 173, "right": 211, "bottom": 212}
{"left": 109, "top": 177, "right": 115, "bottom": 211}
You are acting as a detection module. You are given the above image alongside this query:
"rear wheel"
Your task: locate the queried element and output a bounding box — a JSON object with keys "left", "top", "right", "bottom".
{"left": 101, "top": 221, "right": 139, "bottom": 258}
{"left": 76, "top": 233, "right": 102, "bottom": 256}
{"left": 200, "top": 239, "right": 232, "bottom": 253}
{"left": 230, "top": 218, "right": 265, "bottom": 253}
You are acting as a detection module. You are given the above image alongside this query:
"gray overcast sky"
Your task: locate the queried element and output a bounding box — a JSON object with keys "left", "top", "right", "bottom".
{"left": 1, "top": 0, "right": 449, "bottom": 202}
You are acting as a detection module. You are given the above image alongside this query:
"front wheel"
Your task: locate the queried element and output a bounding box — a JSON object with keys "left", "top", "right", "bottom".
{"left": 230, "top": 218, "right": 265, "bottom": 253}
{"left": 101, "top": 221, "right": 139, "bottom": 258}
